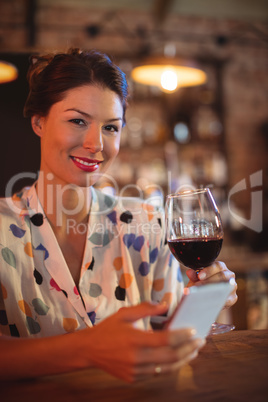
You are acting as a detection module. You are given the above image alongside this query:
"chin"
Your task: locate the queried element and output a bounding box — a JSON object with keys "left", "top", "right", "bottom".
{"left": 71, "top": 175, "right": 102, "bottom": 188}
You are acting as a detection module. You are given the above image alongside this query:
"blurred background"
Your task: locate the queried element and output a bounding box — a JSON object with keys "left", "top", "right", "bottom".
{"left": 0, "top": 0, "right": 267, "bottom": 330}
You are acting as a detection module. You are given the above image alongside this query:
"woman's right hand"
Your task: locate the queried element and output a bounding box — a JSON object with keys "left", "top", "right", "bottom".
{"left": 79, "top": 302, "right": 205, "bottom": 383}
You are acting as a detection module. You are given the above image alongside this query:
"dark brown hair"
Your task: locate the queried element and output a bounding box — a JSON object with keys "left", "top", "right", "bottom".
{"left": 23, "top": 48, "right": 128, "bottom": 124}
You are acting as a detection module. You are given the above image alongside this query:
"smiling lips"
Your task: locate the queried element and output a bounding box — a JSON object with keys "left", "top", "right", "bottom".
{"left": 70, "top": 156, "right": 103, "bottom": 172}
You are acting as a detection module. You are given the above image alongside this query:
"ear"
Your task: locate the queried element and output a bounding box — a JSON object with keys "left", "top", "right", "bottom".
{"left": 31, "top": 115, "right": 45, "bottom": 137}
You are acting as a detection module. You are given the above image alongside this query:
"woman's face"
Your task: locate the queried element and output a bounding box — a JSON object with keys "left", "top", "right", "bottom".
{"left": 32, "top": 85, "right": 123, "bottom": 188}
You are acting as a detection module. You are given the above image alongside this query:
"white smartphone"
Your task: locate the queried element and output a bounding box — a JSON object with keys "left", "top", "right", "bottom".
{"left": 166, "top": 279, "right": 235, "bottom": 338}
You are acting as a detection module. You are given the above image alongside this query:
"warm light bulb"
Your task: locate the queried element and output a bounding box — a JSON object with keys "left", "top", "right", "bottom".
{"left": 0, "top": 61, "right": 18, "bottom": 84}
{"left": 161, "top": 69, "right": 178, "bottom": 91}
{"left": 131, "top": 62, "right": 207, "bottom": 91}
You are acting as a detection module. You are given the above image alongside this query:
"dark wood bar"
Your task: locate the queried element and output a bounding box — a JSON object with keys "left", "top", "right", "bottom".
{"left": 2, "top": 330, "right": 267, "bottom": 402}
{"left": 0, "top": 3, "right": 268, "bottom": 402}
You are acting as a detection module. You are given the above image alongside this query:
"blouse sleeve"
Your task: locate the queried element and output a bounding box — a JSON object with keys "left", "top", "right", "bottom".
{"left": 150, "top": 208, "right": 184, "bottom": 326}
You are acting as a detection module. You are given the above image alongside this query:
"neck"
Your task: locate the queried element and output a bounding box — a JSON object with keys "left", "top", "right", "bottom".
{"left": 36, "top": 173, "right": 92, "bottom": 232}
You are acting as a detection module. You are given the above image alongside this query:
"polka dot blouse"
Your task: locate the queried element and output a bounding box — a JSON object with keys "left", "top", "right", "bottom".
{"left": 0, "top": 184, "right": 183, "bottom": 337}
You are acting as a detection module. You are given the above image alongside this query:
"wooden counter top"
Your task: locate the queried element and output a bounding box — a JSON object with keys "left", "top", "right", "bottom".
{"left": 1, "top": 329, "right": 267, "bottom": 402}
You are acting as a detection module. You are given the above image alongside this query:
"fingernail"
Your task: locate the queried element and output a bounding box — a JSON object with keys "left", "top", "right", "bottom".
{"left": 198, "top": 272, "right": 206, "bottom": 280}
{"left": 196, "top": 338, "right": 206, "bottom": 348}
{"left": 190, "top": 328, "right": 197, "bottom": 336}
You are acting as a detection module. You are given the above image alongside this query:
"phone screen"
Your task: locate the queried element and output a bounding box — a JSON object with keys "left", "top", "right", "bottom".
{"left": 166, "top": 280, "right": 235, "bottom": 338}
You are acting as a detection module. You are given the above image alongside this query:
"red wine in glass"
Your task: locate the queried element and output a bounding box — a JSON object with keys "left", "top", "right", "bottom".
{"left": 165, "top": 188, "right": 234, "bottom": 335}
{"left": 168, "top": 238, "right": 223, "bottom": 271}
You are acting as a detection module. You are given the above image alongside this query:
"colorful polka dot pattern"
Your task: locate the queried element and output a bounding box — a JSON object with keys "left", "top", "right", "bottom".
{"left": 0, "top": 184, "right": 183, "bottom": 338}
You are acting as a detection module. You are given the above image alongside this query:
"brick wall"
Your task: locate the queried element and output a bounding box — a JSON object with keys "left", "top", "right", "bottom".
{"left": 0, "top": 0, "right": 267, "bottom": 232}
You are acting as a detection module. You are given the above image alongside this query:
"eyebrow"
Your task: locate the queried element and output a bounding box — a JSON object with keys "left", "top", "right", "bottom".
{"left": 65, "top": 108, "right": 123, "bottom": 122}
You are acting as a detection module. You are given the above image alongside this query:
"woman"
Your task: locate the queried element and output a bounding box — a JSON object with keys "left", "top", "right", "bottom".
{"left": 0, "top": 48, "right": 237, "bottom": 382}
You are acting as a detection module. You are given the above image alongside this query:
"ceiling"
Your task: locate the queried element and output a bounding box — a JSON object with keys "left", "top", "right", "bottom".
{"left": 40, "top": 0, "right": 268, "bottom": 22}
{"left": 1, "top": 0, "right": 267, "bottom": 57}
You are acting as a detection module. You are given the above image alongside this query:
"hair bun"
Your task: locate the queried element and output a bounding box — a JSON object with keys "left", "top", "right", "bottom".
{"left": 24, "top": 48, "right": 128, "bottom": 120}
{"left": 27, "top": 54, "right": 54, "bottom": 85}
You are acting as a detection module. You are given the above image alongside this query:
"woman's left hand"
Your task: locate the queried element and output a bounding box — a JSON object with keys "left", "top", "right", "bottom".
{"left": 185, "top": 261, "right": 238, "bottom": 309}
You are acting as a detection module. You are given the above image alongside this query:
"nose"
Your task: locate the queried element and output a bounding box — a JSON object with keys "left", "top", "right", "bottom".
{"left": 83, "top": 125, "right": 103, "bottom": 153}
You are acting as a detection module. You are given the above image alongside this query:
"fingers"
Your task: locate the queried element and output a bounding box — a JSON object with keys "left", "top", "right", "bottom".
{"left": 197, "top": 261, "right": 231, "bottom": 280}
{"left": 186, "top": 268, "right": 199, "bottom": 283}
{"left": 198, "top": 269, "right": 234, "bottom": 284}
{"left": 135, "top": 326, "right": 199, "bottom": 350}
{"left": 196, "top": 261, "right": 222, "bottom": 280}
{"left": 134, "top": 351, "right": 198, "bottom": 380}
{"left": 224, "top": 293, "right": 238, "bottom": 308}
{"left": 168, "top": 328, "right": 197, "bottom": 348}
{"left": 131, "top": 326, "right": 197, "bottom": 351}
{"left": 87, "top": 304, "right": 207, "bottom": 384}
{"left": 186, "top": 261, "right": 235, "bottom": 284}
{"left": 114, "top": 302, "right": 200, "bottom": 350}
{"left": 185, "top": 261, "right": 235, "bottom": 285}
{"left": 117, "top": 302, "right": 204, "bottom": 350}
{"left": 186, "top": 261, "right": 238, "bottom": 308}
{"left": 136, "top": 336, "right": 205, "bottom": 365}
{"left": 131, "top": 337, "right": 206, "bottom": 382}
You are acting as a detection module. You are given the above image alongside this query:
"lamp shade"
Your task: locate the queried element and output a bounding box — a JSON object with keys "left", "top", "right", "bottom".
{"left": 0, "top": 61, "right": 18, "bottom": 84}
{"left": 131, "top": 57, "right": 207, "bottom": 92}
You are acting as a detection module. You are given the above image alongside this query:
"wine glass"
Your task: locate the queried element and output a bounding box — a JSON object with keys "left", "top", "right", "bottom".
{"left": 165, "top": 188, "right": 235, "bottom": 335}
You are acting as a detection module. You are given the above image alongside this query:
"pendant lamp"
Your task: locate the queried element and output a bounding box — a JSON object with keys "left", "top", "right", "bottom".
{"left": 131, "top": 57, "right": 207, "bottom": 92}
{"left": 0, "top": 61, "right": 18, "bottom": 84}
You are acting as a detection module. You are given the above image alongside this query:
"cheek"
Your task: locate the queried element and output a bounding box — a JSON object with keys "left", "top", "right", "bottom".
{"left": 45, "top": 130, "right": 77, "bottom": 150}
{"left": 104, "top": 137, "right": 120, "bottom": 158}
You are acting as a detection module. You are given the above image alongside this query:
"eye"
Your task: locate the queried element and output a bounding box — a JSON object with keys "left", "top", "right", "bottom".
{"left": 104, "top": 124, "right": 119, "bottom": 133}
{"left": 69, "top": 118, "right": 86, "bottom": 126}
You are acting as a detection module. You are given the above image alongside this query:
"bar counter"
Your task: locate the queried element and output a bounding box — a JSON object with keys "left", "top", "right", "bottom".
{"left": 1, "top": 330, "right": 268, "bottom": 402}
